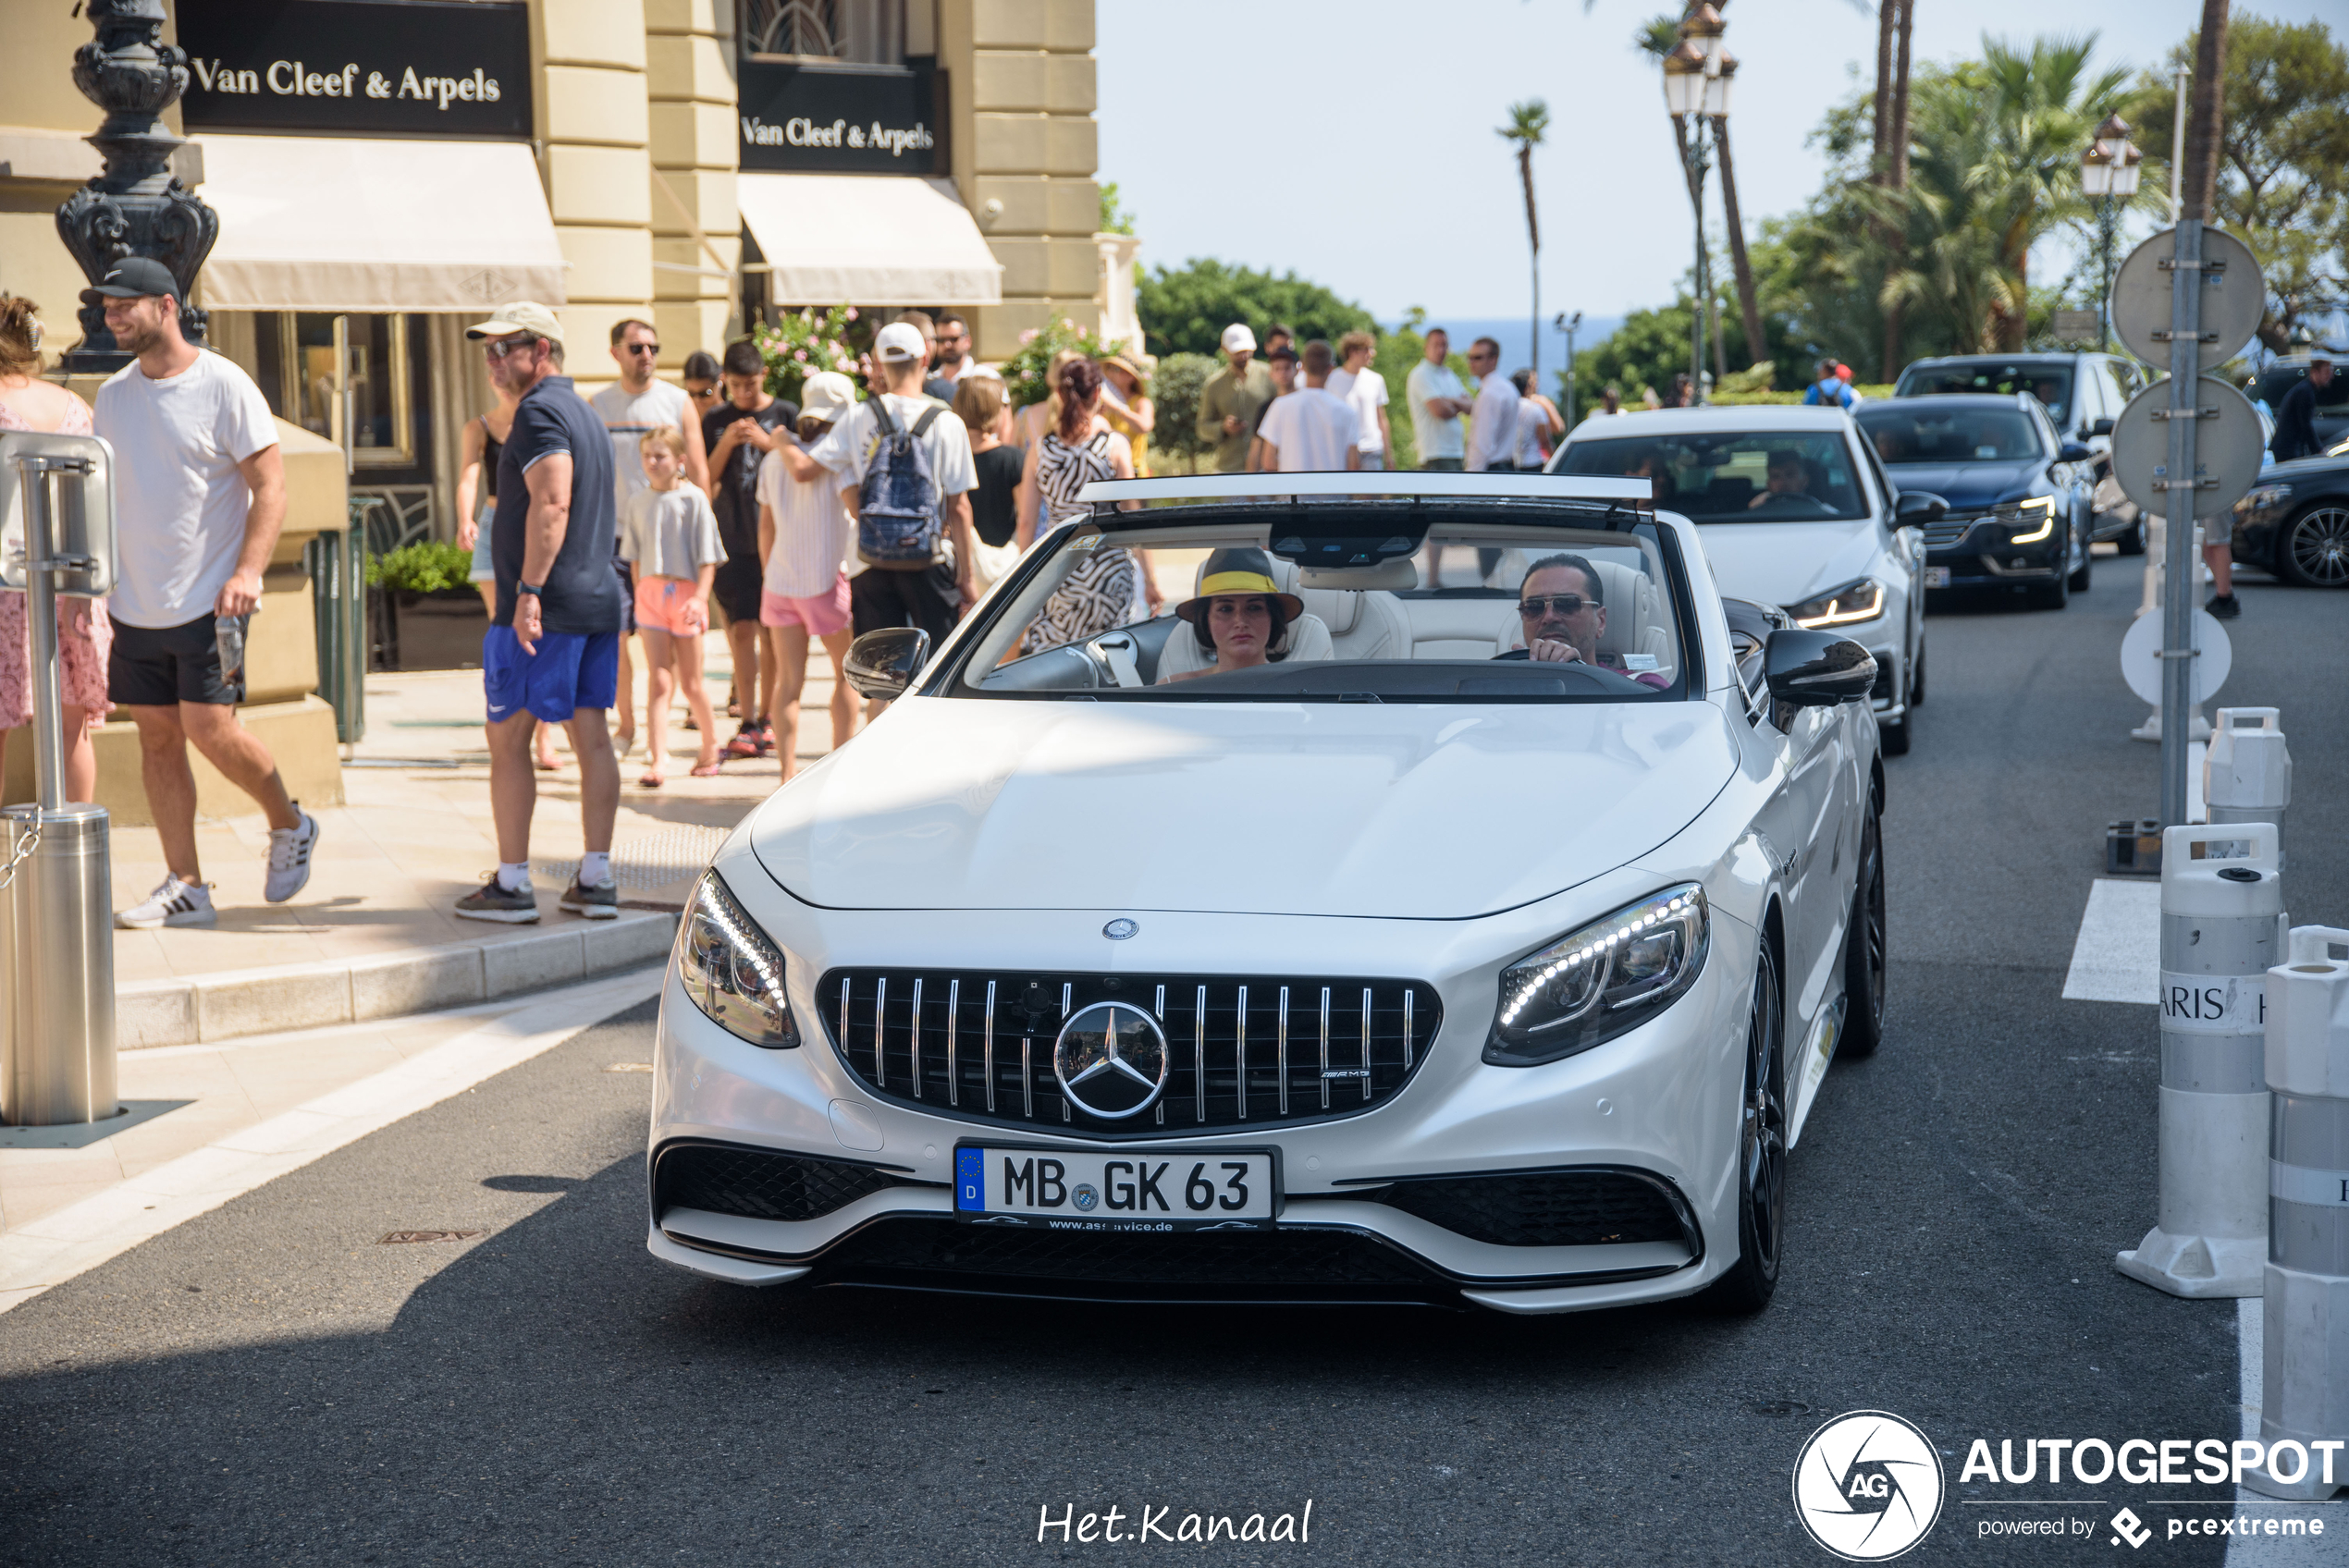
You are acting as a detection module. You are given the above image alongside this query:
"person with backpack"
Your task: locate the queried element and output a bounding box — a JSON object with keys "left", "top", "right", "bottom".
{"left": 801, "top": 321, "right": 978, "bottom": 647}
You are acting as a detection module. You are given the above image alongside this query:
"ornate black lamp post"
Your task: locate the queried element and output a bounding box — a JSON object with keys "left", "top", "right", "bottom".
{"left": 2079, "top": 116, "right": 2143, "bottom": 353}
{"left": 55, "top": 0, "right": 219, "bottom": 372}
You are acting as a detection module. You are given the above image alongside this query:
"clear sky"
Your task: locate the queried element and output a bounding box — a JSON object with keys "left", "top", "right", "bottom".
{"left": 1096, "top": 0, "right": 2339, "bottom": 325}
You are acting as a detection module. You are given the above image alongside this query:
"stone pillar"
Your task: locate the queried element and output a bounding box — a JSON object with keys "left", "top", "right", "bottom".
{"left": 1095, "top": 231, "right": 1142, "bottom": 358}
{"left": 950, "top": 0, "right": 1100, "bottom": 361}
{"left": 535, "top": 0, "right": 656, "bottom": 396}
{"left": 646, "top": 0, "right": 740, "bottom": 367}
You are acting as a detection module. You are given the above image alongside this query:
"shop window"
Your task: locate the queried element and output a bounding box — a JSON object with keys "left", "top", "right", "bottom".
{"left": 252, "top": 312, "right": 415, "bottom": 468}
{"left": 745, "top": 0, "right": 904, "bottom": 67}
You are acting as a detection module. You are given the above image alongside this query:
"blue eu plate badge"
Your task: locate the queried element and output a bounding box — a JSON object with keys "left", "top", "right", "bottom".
{"left": 955, "top": 1147, "right": 984, "bottom": 1211}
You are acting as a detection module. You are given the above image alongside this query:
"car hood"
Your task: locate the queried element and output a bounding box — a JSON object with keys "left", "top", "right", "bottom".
{"left": 749, "top": 698, "right": 1738, "bottom": 920}
{"left": 1694, "top": 518, "right": 1887, "bottom": 608}
{"left": 1884, "top": 459, "right": 2042, "bottom": 511}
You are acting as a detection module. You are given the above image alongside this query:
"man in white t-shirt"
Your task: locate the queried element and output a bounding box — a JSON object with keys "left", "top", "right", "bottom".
{"left": 1465, "top": 337, "right": 1519, "bottom": 472}
{"left": 1255, "top": 341, "right": 1363, "bottom": 473}
{"left": 1323, "top": 330, "right": 1393, "bottom": 470}
{"left": 85, "top": 257, "right": 318, "bottom": 929}
{"left": 1405, "top": 327, "right": 1470, "bottom": 469}
{"left": 770, "top": 323, "right": 978, "bottom": 651}
{"left": 588, "top": 318, "right": 709, "bottom": 754}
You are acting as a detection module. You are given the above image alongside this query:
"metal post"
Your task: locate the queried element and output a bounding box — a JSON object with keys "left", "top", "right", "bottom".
{"left": 2160, "top": 220, "right": 2205, "bottom": 828}
{"left": 22, "top": 464, "right": 66, "bottom": 812}
{"left": 2097, "top": 195, "right": 2117, "bottom": 352}
{"left": 2168, "top": 64, "right": 2189, "bottom": 223}
{"left": 1688, "top": 119, "right": 1709, "bottom": 404}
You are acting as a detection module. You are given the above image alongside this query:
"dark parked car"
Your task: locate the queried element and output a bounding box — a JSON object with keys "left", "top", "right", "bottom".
{"left": 1893, "top": 350, "right": 2149, "bottom": 546}
{"left": 1853, "top": 394, "right": 2097, "bottom": 609}
{"left": 2252, "top": 355, "right": 2349, "bottom": 458}
{"left": 2232, "top": 454, "right": 2349, "bottom": 588}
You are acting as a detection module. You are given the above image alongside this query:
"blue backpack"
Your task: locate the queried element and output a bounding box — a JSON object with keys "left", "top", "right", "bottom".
{"left": 856, "top": 398, "right": 950, "bottom": 570}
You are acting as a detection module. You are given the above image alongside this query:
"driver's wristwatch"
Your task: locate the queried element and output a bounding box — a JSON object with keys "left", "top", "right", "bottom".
{"left": 515, "top": 581, "right": 544, "bottom": 599}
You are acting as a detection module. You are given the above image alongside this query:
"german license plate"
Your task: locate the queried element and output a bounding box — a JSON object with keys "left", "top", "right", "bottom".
{"left": 954, "top": 1145, "right": 1278, "bottom": 1231}
{"left": 1923, "top": 566, "right": 1951, "bottom": 588}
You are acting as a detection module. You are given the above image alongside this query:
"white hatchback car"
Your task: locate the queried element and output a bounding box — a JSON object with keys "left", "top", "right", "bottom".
{"left": 646, "top": 473, "right": 1887, "bottom": 1315}
{"left": 1551, "top": 407, "right": 1940, "bottom": 754}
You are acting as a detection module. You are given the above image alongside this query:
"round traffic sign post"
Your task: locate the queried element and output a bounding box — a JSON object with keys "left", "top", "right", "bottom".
{"left": 2109, "top": 374, "right": 2267, "bottom": 521}
{"left": 2113, "top": 227, "right": 2266, "bottom": 370}
{"left": 2121, "top": 606, "right": 2232, "bottom": 707}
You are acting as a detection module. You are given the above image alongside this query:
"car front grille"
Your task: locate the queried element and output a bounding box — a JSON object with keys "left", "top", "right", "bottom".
{"left": 817, "top": 968, "right": 1442, "bottom": 1140}
{"left": 1922, "top": 517, "right": 1976, "bottom": 549}
{"left": 1373, "top": 1167, "right": 1696, "bottom": 1250}
{"left": 652, "top": 1141, "right": 917, "bottom": 1222}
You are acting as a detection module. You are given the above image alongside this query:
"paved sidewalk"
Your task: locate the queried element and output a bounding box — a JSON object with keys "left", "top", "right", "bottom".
{"left": 107, "top": 632, "right": 827, "bottom": 1046}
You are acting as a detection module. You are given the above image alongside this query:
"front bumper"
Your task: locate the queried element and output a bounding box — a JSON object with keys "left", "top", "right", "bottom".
{"left": 1925, "top": 516, "right": 2065, "bottom": 586}
{"left": 646, "top": 882, "right": 1760, "bottom": 1313}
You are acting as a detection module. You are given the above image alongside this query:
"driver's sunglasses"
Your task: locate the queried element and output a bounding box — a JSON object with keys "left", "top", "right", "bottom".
{"left": 1519, "top": 594, "right": 1593, "bottom": 618}
{"left": 484, "top": 336, "right": 541, "bottom": 361}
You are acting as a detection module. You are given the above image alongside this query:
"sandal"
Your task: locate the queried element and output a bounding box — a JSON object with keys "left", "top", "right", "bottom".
{"left": 638, "top": 770, "right": 663, "bottom": 789}
{"left": 689, "top": 760, "right": 724, "bottom": 778}
{"left": 724, "top": 728, "right": 763, "bottom": 760}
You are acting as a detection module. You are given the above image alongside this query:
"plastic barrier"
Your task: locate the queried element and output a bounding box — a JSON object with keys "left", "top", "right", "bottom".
{"left": 2205, "top": 707, "right": 2291, "bottom": 863}
{"left": 2246, "top": 926, "right": 2349, "bottom": 1500}
{"left": 2116, "top": 823, "right": 2284, "bottom": 1298}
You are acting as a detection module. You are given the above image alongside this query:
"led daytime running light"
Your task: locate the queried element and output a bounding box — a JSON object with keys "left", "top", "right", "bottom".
{"left": 2004, "top": 496, "right": 2057, "bottom": 545}
{"left": 1789, "top": 580, "right": 1885, "bottom": 629}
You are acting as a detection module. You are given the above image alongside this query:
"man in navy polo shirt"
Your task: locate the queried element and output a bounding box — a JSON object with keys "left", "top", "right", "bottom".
{"left": 457, "top": 302, "right": 624, "bottom": 923}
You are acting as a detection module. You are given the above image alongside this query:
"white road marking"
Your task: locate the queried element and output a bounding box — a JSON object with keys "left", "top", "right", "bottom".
{"left": 2061, "top": 879, "right": 2162, "bottom": 1003}
{"left": 0, "top": 967, "right": 661, "bottom": 1317}
{"left": 2229, "top": 1298, "right": 2343, "bottom": 1560}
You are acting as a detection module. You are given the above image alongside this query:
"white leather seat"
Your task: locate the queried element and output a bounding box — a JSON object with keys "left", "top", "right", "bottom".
{"left": 1155, "top": 610, "right": 1332, "bottom": 680}
{"left": 1153, "top": 556, "right": 1347, "bottom": 681}
{"left": 1275, "top": 558, "right": 1410, "bottom": 663}
{"left": 1494, "top": 557, "right": 1674, "bottom": 677}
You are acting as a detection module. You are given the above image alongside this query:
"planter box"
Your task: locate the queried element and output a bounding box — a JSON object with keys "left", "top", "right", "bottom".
{"left": 386, "top": 592, "right": 490, "bottom": 671}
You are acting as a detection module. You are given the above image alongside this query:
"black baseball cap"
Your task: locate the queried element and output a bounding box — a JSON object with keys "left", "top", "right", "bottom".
{"left": 80, "top": 256, "right": 179, "bottom": 307}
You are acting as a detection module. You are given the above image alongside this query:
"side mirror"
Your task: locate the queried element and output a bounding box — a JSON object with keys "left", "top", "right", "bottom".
{"left": 1893, "top": 490, "right": 1948, "bottom": 524}
{"left": 1765, "top": 629, "right": 1877, "bottom": 708}
{"left": 842, "top": 626, "right": 930, "bottom": 702}
{"left": 2087, "top": 418, "right": 2115, "bottom": 438}
{"left": 2057, "top": 441, "right": 2094, "bottom": 464}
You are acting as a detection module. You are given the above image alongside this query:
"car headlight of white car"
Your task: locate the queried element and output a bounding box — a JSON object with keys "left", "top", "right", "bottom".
{"left": 1485, "top": 885, "right": 1711, "bottom": 1066}
{"left": 1786, "top": 579, "right": 1886, "bottom": 629}
{"left": 678, "top": 871, "right": 799, "bottom": 1048}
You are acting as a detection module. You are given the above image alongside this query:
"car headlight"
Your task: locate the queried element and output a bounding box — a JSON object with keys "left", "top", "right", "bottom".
{"left": 678, "top": 871, "right": 799, "bottom": 1048}
{"left": 1995, "top": 496, "right": 2058, "bottom": 544}
{"left": 2240, "top": 483, "right": 2293, "bottom": 513}
{"left": 1786, "top": 579, "right": 1886, "bottom": 628}
{"left": 1485, "top": 885, "right": 1710, "bottom": 1067}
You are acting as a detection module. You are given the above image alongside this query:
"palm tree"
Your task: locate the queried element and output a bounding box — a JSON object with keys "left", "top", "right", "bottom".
{"left": 1499, "top": 99, "right": 1552, "bottom": 380}
{"left": 1877, "top": 0, "right": 1917, "bottom": 378}
{"left": 1971, "top": 35, "right": 2131, "bottom": 347}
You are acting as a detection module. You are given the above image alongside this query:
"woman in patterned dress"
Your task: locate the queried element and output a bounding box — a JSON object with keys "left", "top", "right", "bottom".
{"left": 1015, "top": 361, "right": 1146, "bottom": 655}
{"left": 0, "top": 295, "right": 110, "bottom": 802}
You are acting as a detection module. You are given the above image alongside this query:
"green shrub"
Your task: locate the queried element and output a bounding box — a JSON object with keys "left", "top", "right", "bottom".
{"left": 1149, "top": 352, "right": 1219, "bottom": 462}
{"left": 1000, "top": 316, "right": 1122, "bottom": 411}
{"left": 367, "top": 540, "right": 475, "bottom": 595}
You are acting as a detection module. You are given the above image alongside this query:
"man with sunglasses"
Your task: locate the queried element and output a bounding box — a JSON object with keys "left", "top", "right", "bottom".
{"left": 591, "top": 319, "right": 709, "bottom": 755}
{"left": 459, "top": 303, "right": 625, "bottom": 923}
{"left": 1495, "top": 553, "right": 1669, "bottom": 688}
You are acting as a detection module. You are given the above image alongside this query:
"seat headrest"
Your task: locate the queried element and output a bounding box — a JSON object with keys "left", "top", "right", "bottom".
{"left": 1193, "top": 554, "right": 1360, "bottom": 635}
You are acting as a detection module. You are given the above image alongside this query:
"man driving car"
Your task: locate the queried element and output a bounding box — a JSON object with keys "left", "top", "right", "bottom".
{"left": 1747, "top": 447, "right": 1814, "bottom": 510}
{"left": 1495, "top": 554, "right": 1670, "bottom": 688}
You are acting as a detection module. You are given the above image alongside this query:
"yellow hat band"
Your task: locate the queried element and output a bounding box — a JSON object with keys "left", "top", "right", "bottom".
{"left": 1198, "top": 571, "right": 1280, "bottom": 597}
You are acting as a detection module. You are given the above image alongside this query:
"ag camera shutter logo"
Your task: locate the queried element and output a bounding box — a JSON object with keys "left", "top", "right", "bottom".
{"left": 1791, "top": 1410, "right": 1946, "bottom": 1561}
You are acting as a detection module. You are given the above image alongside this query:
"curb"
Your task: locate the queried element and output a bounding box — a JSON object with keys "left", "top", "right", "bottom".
{"left": 116, "top": 910, "right": 680, "bottom": 1048}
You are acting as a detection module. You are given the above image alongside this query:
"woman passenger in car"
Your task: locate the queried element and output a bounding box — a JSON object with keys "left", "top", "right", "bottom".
{"left": 1159, "top": 548, "right": 1331, "bottom": 683}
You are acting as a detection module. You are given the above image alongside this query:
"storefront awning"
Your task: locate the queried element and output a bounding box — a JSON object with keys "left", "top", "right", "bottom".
{"left": 194, "top": 135, "right": 567, "bottom": 312}
{"left": 737, "top": 174, "right": 1002, "bottom": 306}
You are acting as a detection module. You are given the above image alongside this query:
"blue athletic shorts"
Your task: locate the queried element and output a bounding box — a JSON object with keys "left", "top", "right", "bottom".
{"left": 482, "top": 627, "right": 620, "bottom": 725}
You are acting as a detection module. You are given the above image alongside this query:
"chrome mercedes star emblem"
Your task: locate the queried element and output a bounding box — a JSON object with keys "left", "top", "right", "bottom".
{"left": 1053, "top": 1001, "right": 1169, "bottom": 1120}
{"left": 1102, "top": 918, "right": 1138, "bottom": 940}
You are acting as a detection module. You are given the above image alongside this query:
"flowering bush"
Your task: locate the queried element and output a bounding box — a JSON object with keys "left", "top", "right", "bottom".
{"left": 750, "top": 305, "right": 865, "bottom": 407}
{"left": 1000, "top": 315, "right": 1121, "bottom": 410}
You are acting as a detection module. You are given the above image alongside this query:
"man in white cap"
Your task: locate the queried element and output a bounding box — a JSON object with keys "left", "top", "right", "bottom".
{"left": 1196, "top": 324, "right": 1275, "bottom": 473}
{"left": 769, "top": 322, "right": 977, "bottom": 651}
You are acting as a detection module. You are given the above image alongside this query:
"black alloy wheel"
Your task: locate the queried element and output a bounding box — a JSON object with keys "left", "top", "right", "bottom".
{"left": 1839, "top": 796, "right": 1887, "bottom": 1059}
{"left": 1703, "top": 937, "right": 1787, "bottom": 1314}
{"left": 2280, "top": 504, "right": 2349, "bottom": 588}
{"left": 2067, "top": 519, "right": 2093, "bottom": 593}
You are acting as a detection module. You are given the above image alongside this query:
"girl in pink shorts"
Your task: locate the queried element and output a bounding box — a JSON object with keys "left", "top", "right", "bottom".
{"left": 755, "top": 371, "right": 861, "bottom": 782}
{"left": 617, "top": 428, "right": 727, "bottom": 785}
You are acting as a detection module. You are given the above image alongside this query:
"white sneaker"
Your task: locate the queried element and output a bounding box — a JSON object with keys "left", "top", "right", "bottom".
{"left": 264, "top": 805, "right": 320, "bottom": 904}
{"left": 117, "top": 876, "right": 215, "bottom": 930}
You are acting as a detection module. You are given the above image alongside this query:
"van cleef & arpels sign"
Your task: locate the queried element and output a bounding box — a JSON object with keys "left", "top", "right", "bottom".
{"left": 174, "top": 0, "right": 531, "bottom": 139}
{"left": 737, "top": 57, "right": 941, "bottom": 175}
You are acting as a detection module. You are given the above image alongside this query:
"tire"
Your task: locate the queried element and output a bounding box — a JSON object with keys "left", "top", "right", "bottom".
{"left": 1703, "top": 937, "right": 1787, "bottom": 1315}
{"left": 2067, "top": 522, "right": 2093, "bottom": 593}
{"left": 2115, "top": 515, "right": 2148, "bottom": 556}
{"left": 1878, "top": 710, "right": 1911, "bottom": 756}
{"left": 2028, "top": 563, "right": 2069, "bottom": 610}
{"left": 1839, "top": 795, "right": 1887, "bottom": 1059}
{"left": 2277, "top": 504, "right": 2349, "bottom": 588}
{"left": 1908, "top": 636, "right": 1925, "bottom": 706}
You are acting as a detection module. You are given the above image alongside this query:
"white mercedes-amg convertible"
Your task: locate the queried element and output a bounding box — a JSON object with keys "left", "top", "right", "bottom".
{"left": 645, "top": 472, "right": 1887, "bottom": 1314}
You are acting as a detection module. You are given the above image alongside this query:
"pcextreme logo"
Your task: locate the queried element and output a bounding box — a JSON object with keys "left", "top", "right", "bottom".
{"left": 1792, "top": 1410, "right": 1949, "bottom": 1561}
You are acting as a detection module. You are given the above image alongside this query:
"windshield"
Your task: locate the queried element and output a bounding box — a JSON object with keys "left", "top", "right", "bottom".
{"left": 1897, "top": 361, "right": 2073, "bottom": 425}
{"left": 1555, "top": 432, "right": 1868, "bottom": 523}
{"left": 1854, "top": 404, "right": 2043, "bottom": 463}
{"left": 944, "top": 509, "right": 1691, "bottom": 704}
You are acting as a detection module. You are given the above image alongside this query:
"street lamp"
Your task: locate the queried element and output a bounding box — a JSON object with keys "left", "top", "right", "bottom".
{"left": 1556, "top": 310, "right": 1582, "bottom": 427}
{"left": 1663, "top": 2, "right": 1729, "bottom": 404}
{"left": 2081, "top": 114, "right": 2143, "bottom": 352}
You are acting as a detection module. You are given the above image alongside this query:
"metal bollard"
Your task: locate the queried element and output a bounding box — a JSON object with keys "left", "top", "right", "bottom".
{"left": 2205, "top": 706, "right": 2291, "bottom": 862}
{"left": 2116, "top": 822, "right": 2285, "bottom": 1298}
{"left": 2245, "top": 926, "right": 2349, "bottom": 1501}
{"left": 0, "top": 804, "right": 117, "bottom": 1124}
